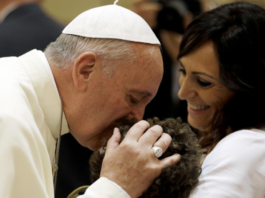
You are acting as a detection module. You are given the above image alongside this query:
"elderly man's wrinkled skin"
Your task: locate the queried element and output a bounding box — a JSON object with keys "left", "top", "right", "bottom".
{"left": 50, "top": 43, "right": 181, "bottom": 198}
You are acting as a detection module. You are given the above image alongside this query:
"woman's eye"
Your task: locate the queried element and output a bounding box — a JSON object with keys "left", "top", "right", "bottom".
{"left": 178, "top": 68, "right": 186, "bottom": 75}
{"left": 198, "top": 79, "right": 212, "bottom": 87}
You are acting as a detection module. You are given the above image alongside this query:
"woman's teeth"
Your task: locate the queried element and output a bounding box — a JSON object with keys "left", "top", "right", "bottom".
{"left": 188, "top": 103, "right": 209, "bottom": 110}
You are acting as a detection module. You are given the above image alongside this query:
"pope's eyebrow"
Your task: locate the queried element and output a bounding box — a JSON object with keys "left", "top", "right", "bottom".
{"left": 129, "top": 89, "right": 152, "bottom": 97}
{"left": 179, "top": 60, "right": 217, "bottom": 80}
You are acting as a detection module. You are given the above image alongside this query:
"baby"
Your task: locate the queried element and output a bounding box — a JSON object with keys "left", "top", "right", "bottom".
{"left": 89, "top": 117, "right": 202, "bottom": 198}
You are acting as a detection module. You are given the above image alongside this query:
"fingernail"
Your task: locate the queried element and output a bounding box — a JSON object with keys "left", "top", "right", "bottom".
{"left": 176, "top": 154, "right": 181, "bottom": 160}
{"left": 114, "top": 127, "right": 120, "bottom": 133}
{"left": 174, "top": 154, "right": 181, "bottom": 163}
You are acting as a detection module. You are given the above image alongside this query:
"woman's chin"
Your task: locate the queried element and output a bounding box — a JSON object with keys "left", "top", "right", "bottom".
{"left": 188, "top": 116, "right": 208, "bottom": 131}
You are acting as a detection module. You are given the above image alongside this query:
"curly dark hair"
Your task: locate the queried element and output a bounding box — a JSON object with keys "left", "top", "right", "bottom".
{"left": 89, "top": 117, "right": 202, "bottom": 198}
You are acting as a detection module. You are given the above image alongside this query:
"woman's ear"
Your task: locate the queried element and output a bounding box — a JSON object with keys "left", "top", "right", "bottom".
{"left": 72, "top": 52, "right": 97, "bottom": 91}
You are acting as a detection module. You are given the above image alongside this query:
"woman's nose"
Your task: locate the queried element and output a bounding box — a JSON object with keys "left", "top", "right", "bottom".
{"left": 178, "top": 75, "right": 196, "bottom": 100}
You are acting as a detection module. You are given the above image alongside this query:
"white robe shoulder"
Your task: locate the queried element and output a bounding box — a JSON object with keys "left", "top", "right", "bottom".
{"left": 0, "top": 51, "right": 130, "bottom": 198}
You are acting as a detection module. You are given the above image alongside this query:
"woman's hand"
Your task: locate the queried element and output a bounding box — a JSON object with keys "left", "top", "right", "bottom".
{"left": 100, "top": 120, "right": 181, "bottom": 198}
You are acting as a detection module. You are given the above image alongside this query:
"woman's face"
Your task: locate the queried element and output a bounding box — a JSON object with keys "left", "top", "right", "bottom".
{"left": 178, "top": 41, "right": 234, "bottom": 131}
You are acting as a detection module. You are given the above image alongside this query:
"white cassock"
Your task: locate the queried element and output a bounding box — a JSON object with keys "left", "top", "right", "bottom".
{"left": 0, "top": 50, "right": 129, "bottom": 198}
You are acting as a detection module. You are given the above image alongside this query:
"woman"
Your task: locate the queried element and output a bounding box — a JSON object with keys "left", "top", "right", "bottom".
{"left": 177, "top": 1, "right": 265, "bottom": 197}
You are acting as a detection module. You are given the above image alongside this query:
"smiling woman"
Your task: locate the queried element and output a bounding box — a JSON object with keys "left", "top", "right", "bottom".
{"left": 175, "top": 1, "right": 265, "bottom": 197}
{"left": 178, "top": 2, "right": 265, "bottom": 146}
{"left": 178, "top": 41, "right": 234, "bottom": 132}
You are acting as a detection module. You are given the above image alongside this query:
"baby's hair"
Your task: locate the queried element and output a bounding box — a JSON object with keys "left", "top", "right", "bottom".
{"left": 89, "top": 117, "right": 202, "bottom": 198}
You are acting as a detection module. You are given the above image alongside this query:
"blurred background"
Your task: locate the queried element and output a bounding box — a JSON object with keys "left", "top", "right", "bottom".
{"left": 42, "top": 0, "right": 132, "bottom": 25}
{"left": 41, "top": 0, "right": 265, "bottom": 25}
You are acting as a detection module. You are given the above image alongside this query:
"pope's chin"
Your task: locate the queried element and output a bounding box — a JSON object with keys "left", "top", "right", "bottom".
{"left": 69, "top": 128, "right": 114, "bottom": 151}
{"left": 81, "top": 138, "right": 104, "bottom": 151}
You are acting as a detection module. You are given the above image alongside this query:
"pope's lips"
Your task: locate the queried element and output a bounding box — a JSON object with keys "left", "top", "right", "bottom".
{"left": 110, "top": 117, "right": 139, "bottom": 128}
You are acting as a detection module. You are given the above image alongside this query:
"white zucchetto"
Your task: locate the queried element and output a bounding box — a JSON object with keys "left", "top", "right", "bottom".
{"left": 62, "top": 4, "right": 160, "bottom": 45}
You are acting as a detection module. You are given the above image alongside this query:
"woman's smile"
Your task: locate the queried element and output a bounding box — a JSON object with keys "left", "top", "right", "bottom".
{"left": 188, "top": 103, "right": 210, "bottom": 111}
{"left": 188, "top": 103, "right": 210, "bottom": 115}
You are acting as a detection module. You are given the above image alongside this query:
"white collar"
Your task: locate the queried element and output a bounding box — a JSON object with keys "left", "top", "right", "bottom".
{"left": 37, "top": 50, "right": 60, "bottom": 99}
{"left": 19, "top": 50, "right": 69, "bottom": 139}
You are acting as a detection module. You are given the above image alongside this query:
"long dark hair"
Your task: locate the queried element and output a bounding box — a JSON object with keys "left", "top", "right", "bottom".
{"left": 178, "top": 2, "right": 265, "bottom": 149}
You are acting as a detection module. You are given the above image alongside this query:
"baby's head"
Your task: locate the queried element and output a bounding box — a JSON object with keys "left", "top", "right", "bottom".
{"left": 89, "top": 117, "right": 202, "bottom": 198}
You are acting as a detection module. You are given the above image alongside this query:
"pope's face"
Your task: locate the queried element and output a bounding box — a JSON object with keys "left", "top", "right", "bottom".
{"left": 68, "top": 44, "right": 163, "bottom": 150}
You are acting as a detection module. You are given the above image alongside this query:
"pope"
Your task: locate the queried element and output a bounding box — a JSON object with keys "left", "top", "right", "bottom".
{"left": 0, "top": 2, "right": 180, "bottom": 198}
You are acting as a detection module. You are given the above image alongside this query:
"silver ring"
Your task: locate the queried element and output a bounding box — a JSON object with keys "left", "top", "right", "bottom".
{"left": 152, "top": 146, "right": 163, "bottom": 158}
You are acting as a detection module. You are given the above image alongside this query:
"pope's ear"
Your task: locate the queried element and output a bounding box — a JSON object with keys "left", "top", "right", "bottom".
{"left": 72, "top": 52, "right": 97, "bottom": 91}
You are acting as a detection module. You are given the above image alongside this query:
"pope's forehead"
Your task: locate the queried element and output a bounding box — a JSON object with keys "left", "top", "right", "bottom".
{"left": 112, "top": 42, "right": 163, "bottom": 77}
{"left": 133, "top": 46, "right": 163, "bottom": 80}
{"left": 132, "top": 43, "right": 161, "bottom": 61}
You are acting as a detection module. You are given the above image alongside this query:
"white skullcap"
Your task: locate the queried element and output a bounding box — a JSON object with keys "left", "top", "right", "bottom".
{"left": 62, "top": 4, "right": 160, "bottom": 45}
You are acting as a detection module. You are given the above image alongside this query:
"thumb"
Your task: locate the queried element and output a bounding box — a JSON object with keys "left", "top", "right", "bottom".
{"left": 105, "top": 128, "right": 121, "bottom": 156}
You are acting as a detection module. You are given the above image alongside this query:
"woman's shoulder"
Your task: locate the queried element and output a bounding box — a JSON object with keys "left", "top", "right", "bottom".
{"left": 224, "top": 127, "right": 265, "bottom": 138}
{"left": 216, "top": 128, "right": 265, "bottom": 149}
{"left": 204, "top": 128, "right": 265, "bottom": 167}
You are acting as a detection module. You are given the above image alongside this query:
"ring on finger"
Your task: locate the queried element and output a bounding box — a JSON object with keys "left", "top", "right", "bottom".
{"left": 151, "top": 146, "right": 163, "bottom": 158}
